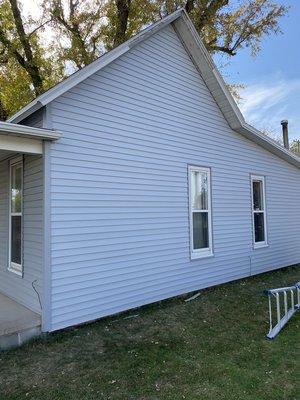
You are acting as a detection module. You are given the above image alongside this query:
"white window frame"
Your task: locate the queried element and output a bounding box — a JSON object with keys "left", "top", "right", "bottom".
{"left": 8, "top": 156, "right": 23, "bottom": 276}
{"left": 188, "top": 165, "right": 213, "bottom": 260}
{"left": 251, "top": 174, "right": 268, "bottom": 249}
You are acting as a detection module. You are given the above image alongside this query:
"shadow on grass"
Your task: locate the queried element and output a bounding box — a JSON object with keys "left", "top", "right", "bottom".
{"left": 0, "top": 265, "right": 299, "bottom": 400}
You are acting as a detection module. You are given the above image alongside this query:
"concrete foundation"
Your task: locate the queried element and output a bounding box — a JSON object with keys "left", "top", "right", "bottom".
{"left": 0, "top": 293, "right": 41, "bottom": 350}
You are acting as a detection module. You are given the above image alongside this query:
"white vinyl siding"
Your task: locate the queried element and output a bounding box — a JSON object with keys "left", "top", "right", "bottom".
{"left": 0, "top": 110, "right": 44, "bottom": 313}
{"left": 189, "top": 166, "right": 212, "bottom": 259}
{"left": 0, "top": 155, "right": 43, "bottom": 312}
{"left": 19, "top": 108, "right": 44, "bottom": 129}
{"left": 46, "top": 25, "right": 300, "bottom": 331}
{"left": 251, "top": 175, "right": 268, "bottom": 248}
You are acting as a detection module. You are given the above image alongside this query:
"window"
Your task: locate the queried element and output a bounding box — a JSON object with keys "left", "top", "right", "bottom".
{"left": 189, "top": 166, "right": 213, "bottom": 259}
{"left": 9, "top": 157, "right": 23, "bottom": 276}
{"left": 251, "top": 175, "right": 267, "bottom": 248}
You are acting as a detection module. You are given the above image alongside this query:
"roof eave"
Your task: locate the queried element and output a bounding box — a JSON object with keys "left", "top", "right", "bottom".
{"left": 173, "top": 11, "right": 300, "bottom": 169}
{"left": 172, "top": 11, "right": 245, "bottom": 130}
{"left": 0, "top": 121, "right": 61, "bottom": 141}
{"left": 237, "top": 123, "right": 300, "bottom": 168}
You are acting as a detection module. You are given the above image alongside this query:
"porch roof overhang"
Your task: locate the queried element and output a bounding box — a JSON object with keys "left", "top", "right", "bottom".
{"left": 0, "top": 121, "right": 61, "bottom": 156}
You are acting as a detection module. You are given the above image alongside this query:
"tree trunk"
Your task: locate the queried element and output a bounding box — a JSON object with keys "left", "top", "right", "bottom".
{"left": 0, "top": 99, "right": 8, "bottom": 121}
{"left": 9, "top": 0, "right": 43, "bottom": 95}
{"left": 185, "top": 0, "right": 194, "bottom": 14}
{"left": 196, "top": 0, "right": 229, "bottom": 31}
{"left": 113, "top": 0, "right": 131, "bottom": 47}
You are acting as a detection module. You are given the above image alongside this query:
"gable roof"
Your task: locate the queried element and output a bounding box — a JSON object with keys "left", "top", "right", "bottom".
{"left": 8, "top": 8, "right": 300, "bottom": 168}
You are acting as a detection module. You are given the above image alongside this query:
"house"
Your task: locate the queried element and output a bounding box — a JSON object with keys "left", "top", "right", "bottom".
{"left": 0, "top": 9, "right": 299, "bottom": 346}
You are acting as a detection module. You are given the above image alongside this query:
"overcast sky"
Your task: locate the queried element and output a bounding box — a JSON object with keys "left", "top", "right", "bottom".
{"left": 23, "top": 0, "right": 300, "bottom": 140}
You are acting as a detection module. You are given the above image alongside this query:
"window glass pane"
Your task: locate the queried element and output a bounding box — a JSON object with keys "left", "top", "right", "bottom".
{"left": 11, "top": 215, "right": 22, "bottom": 265}
{"left": 11, "top": 164, "right": 22, "bottom": 213}
{"left": 191, "top": 171, "right": 208, "bottom": 210}
{"left": 253, "top": 180, "right": 263, "bottom": 211}
{"left": 193, "top": 212, "right": 209, "bottom": 249}
{"left": 254, "top": 212, "right": 265, "bottom": 242}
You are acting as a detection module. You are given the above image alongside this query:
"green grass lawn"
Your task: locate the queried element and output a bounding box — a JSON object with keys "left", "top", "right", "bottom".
{"left": 0, "top": 266, "right": 299, "bottom": 400}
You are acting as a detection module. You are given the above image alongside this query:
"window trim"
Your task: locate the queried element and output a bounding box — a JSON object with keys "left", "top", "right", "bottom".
{"left": 8, "top": 156, "right": 23, "bottom": 276}
{"left": 250, "top": 174, "right": 268, "bottom": 249}
{"left": 188, "top": 165, "right": 213, "bottom": 260}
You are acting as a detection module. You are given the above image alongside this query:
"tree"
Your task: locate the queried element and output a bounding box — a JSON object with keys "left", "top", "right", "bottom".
{"left": 0, "top": 0, "right": 64, "bottom": 118}
{"left": 102, "top": 0, "right": 158, "bottom": 49}
{"left": 0, "top": 0, "right": 43, "bottom": 93}
{"left": 113, "top": 0, "right": 132, "bottom": 47}
{"left": 104, "top": 0, "right": 287, "bottom": 56}
{"left": 0, "top": 99, "right": 8, "bottom": 120}
{"left": 0, "top": 58, "right": 33, "bottom": 117}
{"left": 290, "top": 140, "right": 300, "bottom": 156}
{"left": 43, "top": 0, "right": 105, "bottom": 70}
{"left": 0, "top": 0, "right": 288, "bottom": 119}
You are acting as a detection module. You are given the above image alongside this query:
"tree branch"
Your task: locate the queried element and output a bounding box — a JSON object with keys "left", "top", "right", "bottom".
{"left": 209, "top": 44, "right": 236, "bottom": 55}
{"left": 0, "top": 25, "right": 27, "bottom": 69}
{"left": 28, "top": 18, "right": 53, "bottom": 38}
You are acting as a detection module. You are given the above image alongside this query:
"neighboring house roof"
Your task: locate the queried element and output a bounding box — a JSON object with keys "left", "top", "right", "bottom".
{"left": 8, "top": 8, "right": 300, "bottom": 168}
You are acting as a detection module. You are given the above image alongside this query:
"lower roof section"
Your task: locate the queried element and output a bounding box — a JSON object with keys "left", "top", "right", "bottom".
{"left": 0, "top": 121, "right": 61, "bottom": 155}
{"left": 237, "top": 123, "right": 300, "bottom": 169}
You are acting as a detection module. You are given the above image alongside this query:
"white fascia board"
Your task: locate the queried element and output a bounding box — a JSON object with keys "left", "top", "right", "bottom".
{"left": 0, "top": 121, "right": 61, "bottom": 141}
{"left": 0, "top": 134, "right": 43, "bottom": 154}
{"left": 173, "top": 11, "right": 244, "bottom": 130}
{"left": 127, "top": 9, "right": 184, "bottom": 49}
{"left": 237, "top": 123, "right": 300, "bottom": 168}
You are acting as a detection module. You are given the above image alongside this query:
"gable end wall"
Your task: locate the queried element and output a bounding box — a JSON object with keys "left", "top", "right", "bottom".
{"left": 47, "top": 25, "right": 300, "bottom": 331}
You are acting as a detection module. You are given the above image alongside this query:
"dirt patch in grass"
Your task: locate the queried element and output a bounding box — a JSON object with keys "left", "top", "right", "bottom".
{"left": 0, "top": 266, "right": 299, "bottom": 400}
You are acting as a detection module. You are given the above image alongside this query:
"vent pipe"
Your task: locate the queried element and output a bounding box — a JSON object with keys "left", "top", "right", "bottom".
{"left": 281, "top": 120, "right": 289, "bottom": 150}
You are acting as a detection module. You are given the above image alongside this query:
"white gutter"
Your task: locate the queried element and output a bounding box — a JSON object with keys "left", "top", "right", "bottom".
{"left": 0, "top": 121, "right": 61, "bottom": 141}
{"left": 237, "top": 123, "right": 300, "bottom": 168}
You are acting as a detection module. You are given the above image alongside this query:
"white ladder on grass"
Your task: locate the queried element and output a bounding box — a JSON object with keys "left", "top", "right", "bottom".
{"left": 264, "top": 281, "right": 300, "bottom": 339}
